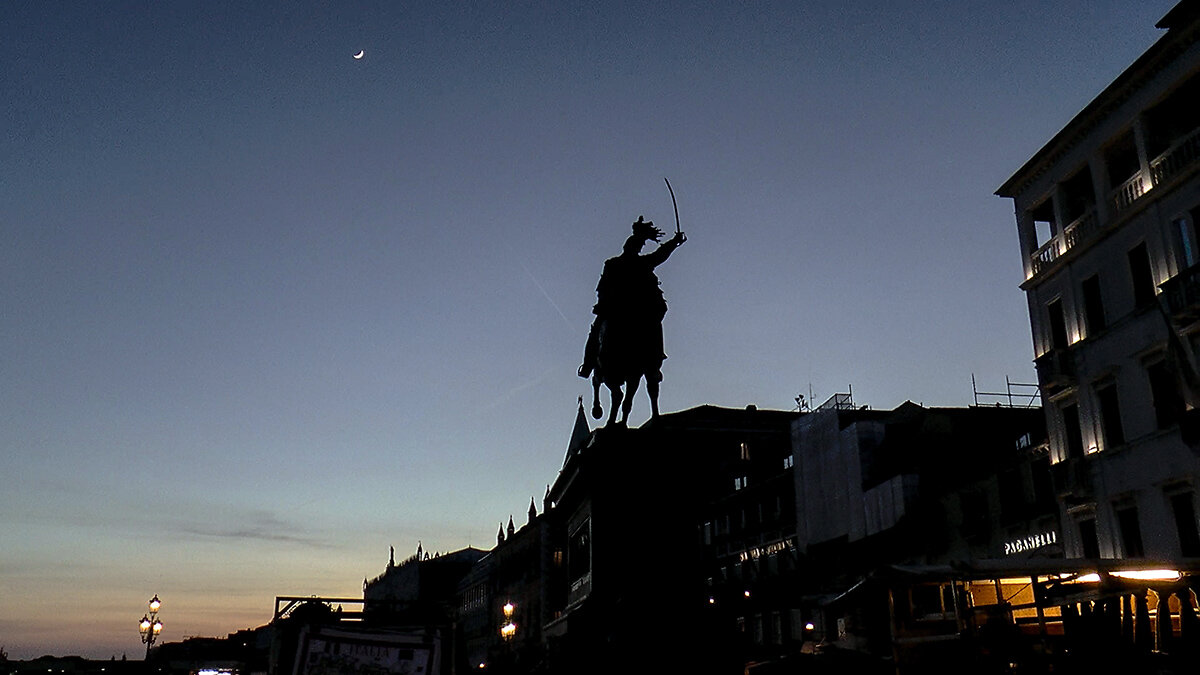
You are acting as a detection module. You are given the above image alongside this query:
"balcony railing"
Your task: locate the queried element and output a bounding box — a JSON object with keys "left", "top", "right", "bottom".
{"left": 1027, "top": 125, "right": 1200, "bottom": 281}
{"left": 1029, "top": 210, "right": 1098, "bottom": 277}
{"left": 1034, "top": 348, "right": 1076, "bottom": 394}
{"left": 1110, "top": 170, "right": 1150, "bottom": 215}
{"left": 1160, "top": 263, "right": 1200, "bottom": 322}
{"left": 1150, "top": 125, "right": 1200, "bottom": 188}
{"left": 1050, "top": 456, "right": 1092, "bottom": 497}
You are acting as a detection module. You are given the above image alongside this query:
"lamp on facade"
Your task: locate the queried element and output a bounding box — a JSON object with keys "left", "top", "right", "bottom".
{"left": 500, "top": 602, "right": 516, "bottom": 641}
{"left": 138, "top": 595, "right": 163, "bottom": 659}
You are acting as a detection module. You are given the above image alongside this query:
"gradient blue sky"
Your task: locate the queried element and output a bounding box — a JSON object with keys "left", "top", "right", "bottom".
{"left": 1, "top": 0, "right": 1177, "bottom": 660}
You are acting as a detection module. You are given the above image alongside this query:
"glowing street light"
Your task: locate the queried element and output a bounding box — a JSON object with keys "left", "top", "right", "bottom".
{"left": 500, "top": 602, "right": 517, "bottom": 641}
{"left": 138, "top": 595, "right": 163, "bottom": 659}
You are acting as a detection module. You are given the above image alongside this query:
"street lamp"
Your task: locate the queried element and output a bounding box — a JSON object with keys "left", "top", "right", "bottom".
{"left": 138, "top": 595, "right": 163, "bottom": 659}
{"left": 500, "top": 602, "right": 516, "bottom": 641}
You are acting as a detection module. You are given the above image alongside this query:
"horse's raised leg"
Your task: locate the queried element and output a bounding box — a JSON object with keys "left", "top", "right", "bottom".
{"left": 621, "top": 377, "right": 641, "bottom": 425}
{"left": 606, "top": 384, "right": 624, "bottom": 428}
{"left": 590, "top": 372, "right": 604, "bottom": 420}
{"left": 647, "top": 380, "right": 660, "bottom": 419}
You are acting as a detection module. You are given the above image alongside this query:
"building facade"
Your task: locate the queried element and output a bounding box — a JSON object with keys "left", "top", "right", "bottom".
{"left": 997, "top": 0, "right": 1200, "bottom": 562}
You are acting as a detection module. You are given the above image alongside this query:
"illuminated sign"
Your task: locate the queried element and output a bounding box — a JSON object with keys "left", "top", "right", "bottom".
{"left": 1003, "top": 530, "right": 1058, "bottom": 555}
{"left": 738, "top": 539, "right": 794, "bottom": 562}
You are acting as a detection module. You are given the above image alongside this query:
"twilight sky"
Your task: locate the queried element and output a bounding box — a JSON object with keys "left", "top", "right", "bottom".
{"left": 0, "top": 0, "right": 1178, "bottom": 660}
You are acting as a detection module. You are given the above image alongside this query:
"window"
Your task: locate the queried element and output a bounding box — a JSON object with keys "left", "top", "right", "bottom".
{"left": 1081, "top": 274, "right": 1106, "bottom": 335}
{"left": 734, "top": 476, "right": 749, "bottom": 490}
{"left": 739, "top": 442, "right": 750, "bottom": 461}
{"left": 1061, "top": 168, "right": 1095, "bottom": 223}
{"left": 1115, "top": 504, "right": 1145, "bottom": 558}
{"left": 1148, "top": 361, "right": 1183, "bottom": 429}
{"left": 1128, "top": 243, "right": 1156, "bottom": 308}
{"left": 1078, "top": 517, "right": 1101, "bottom": 558}
{"left": 567, "top": 520, "right": 591, "bottom": 584}
{"left": 782, "top": 455, "right": 794, "bottom": 469}
{"left": 1175, "top": 215, "right": 1198, "bottom": 269}
{"left": 1047, "top": 298, "right": 1069, "bottom": 350}
{"left": 1061, "top": 403, "right": 1085, "bottom": 459}
{"left": 1095, "top": 383, "right": 1125, "bottom": 448}
{"left": 1170, "top": 492, "right": 1200, "bottom": 557}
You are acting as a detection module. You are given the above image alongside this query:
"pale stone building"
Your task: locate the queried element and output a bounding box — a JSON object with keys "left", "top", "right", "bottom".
{"left": 997, "top": 1, "right": 1200, "bottom": 561}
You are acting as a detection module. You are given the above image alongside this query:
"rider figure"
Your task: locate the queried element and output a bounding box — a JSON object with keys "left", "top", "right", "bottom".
{"left": 580, "top": 216, "right": 686, "bottom": 423}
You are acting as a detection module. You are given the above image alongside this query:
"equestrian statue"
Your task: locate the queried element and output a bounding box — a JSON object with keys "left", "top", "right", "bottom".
{"left": 579, "top": 181, "right": 687, "bottom": 427}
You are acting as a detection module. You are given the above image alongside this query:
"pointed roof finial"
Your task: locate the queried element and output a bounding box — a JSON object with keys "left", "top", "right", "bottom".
{"left": 417, "top": 541, "right": 423, "bottom": 559}
{"left": 564, "top": 397, "right": 593, "bottom": 466}
{"left": 507, "top": 514, "right": 515, "bottom": 537}
{"left": 498, "top": 522, "right": 506, "bottom": 545}
{"left": 389, "top": 545, "right": 395, "bottom": 567}
{"left": 528, "top": 497, "right": 538, "bottom": 524}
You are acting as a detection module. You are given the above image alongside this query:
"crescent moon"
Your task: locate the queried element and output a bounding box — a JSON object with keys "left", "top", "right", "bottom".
{"left": 353, "top": 50, "right": 364, "bottom": 59}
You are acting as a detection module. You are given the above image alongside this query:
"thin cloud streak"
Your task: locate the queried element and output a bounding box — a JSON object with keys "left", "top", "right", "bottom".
{"left": 168, "top": 511, "right": 335, "bottom": 549}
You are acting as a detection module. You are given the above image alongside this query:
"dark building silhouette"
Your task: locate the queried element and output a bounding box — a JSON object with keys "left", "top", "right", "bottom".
{"left": 457, "top": 494, "right": 559, "bottom": 673}
{"left": 363, "top": 545, "right": 486, "bottom": 627}
{"left": 697, "top": 406, "right": 804, "bottom": 671}
{"left": 543, "top": 403, "right": 798, "bottom": 673}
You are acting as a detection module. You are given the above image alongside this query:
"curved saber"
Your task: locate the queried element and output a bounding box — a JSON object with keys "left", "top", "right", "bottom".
{"left": 664, "top": 177, "right": 680, "bottom": 234}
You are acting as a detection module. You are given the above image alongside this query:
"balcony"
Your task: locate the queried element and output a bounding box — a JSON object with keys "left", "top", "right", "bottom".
{"left": 1027, "top": 125, "right": 1200, "bottom": 281}
{"left": 1160, "top": 263, "right": 1200, "bottom": 323}
{"left": 1150, "top": 125, "right": 1200, "bottom": 189}
{"left": 1030, "top": 210, "right": 1098, "bottom": 277}
{"left": 1035, "top": 348, "right": 1076, "bottom": 395}
{"left": 1050, "top": 456, "right": 1093, "bottom": 499}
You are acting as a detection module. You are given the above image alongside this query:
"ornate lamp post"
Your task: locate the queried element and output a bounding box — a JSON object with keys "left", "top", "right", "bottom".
{"left": 138, "top": 594, "right": 163, "bottom": 659}
{"left": 500, "top": 602, "right": 516, "bottom": 641}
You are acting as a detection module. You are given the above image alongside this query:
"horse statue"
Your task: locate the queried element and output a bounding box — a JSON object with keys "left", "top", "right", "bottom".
{"left": 579, "top": 216, "right": 685, "bottom": 427}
